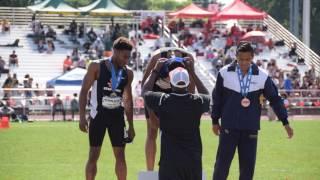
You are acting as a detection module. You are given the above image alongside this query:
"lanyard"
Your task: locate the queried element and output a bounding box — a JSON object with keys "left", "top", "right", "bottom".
{"left": 236, "top": 64, "right": 252, "bottom": 97}
{"left": 110, "top": 58, "right": 123, "bottom": 92}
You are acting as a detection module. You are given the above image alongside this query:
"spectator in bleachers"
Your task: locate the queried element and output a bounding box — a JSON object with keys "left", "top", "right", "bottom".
{"left": 177, "top": 18, "right": 185, "bottom": 31}
{"left": 71, "top": 48, "right": 80, "bottom": 62}
{"left": 230, "top": 23, "right": 240, "bottom": 35}
{"left": 70, "top": 93, "right": 79, "bottom": 121}
{"left": 92, "top": 38, "right": 104, "bottom": 58}
{"left": 141, "top": 16, "right": 153, "bottom": 33}
{"left": 9, "top": 50, "right": 19, "bottom": 67}
{"left": 0, "top": 39, "right": 21, "bottom": 47}
{"left": 266, "top": 38, "right": 274, "bottom": 50}
{"left": 34, "top": 83, "right": 42, "bottom": 97}
{"left": 262, "top": 24, "right": 268, "bottom": 31}
{"left": 31, "top": 13, "right": 36, "bottom": 22}
{"left": 266, "top": 59, "right": 278, "bottom": 77}
{"left": 52, "top": 94, "right": 66, "bottom": 121}
{"left": 46, "top": 26, "right": 57, "bottom": 40}
{"left": 37, "top": 39, "right": 46, "bottom": 53}
{"left": 24, "top": 77, "right": 33, "bottom": 99}
{"left": 69, "top": 20, "right": 77, "bottom": 41}
{"left": 120, "top": 24, "right": 129, "bottom": 38}
{"left": 46, "top": 84, "right": 54, "bottom": 102}
{"left": 87, "top": 27, "right": 97, "bottom": 42}
{"left": 63, "top": 55, "right": 73, "bottom": 73}
{"left": 11, "top": 73, "right": 19, "bottom": 96}
{"left": 308, "top": 65, "right": 317, "bottom": 82}
{"left": 246, "top": 24, "right": 253, "bottom": 32}
{"left": 0, "top": 56, "right": 9, "bottom": 76}
{"left": 78, "top": 22, "right": 85, "bottom": 38}
{"left": 151, "top": 18, "right": 160, "bottom": 35}
{"left": 225, "top": 46, "right": 237, "bottom": 60}
{"left": 255, "top": 59, "right": 264, "bottom": 68}
{"left": 46, "top": 40, "right": 55, "bottom": 54}
{"left": 288, "top": 42, "right": 298, "bottom": 58}
{"left": 290, "top": 66, "right": 300, "bottom": 81}
{"left": 1, "top": 19, "right": 10, "bottom": 33}
{"left": 168, "top": 20, "right": 177, "bottom": 33}
{"left": 2, "top": 73, "right": 13, "bottom": 99}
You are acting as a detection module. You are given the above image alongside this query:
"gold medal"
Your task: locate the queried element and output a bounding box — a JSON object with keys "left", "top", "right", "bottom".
{"left": 241, "top": 97, "right": 250, "bottom": 108}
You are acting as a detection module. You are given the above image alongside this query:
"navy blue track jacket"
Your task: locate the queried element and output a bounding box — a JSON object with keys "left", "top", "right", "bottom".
{"left": 211, "top": 62, "right": 289, "bottom": 130}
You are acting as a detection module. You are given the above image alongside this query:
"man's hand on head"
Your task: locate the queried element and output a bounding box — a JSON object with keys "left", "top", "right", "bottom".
{"left": 184, "top": 57, "right": 195, "bottom": 73}
{"left": 154, "top": 58, "right": 168, "bottom": 72}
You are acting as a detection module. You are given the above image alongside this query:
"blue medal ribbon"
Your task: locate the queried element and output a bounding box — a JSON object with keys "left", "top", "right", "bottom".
{"left": 110, "top": 58, "right": 123, "bottom": 92}
{"left": 236, "top": 64, "right": 252, "bottom": 97}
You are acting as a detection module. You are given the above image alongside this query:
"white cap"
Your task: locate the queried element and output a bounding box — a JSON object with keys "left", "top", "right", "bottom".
{"left": 169, "top": 67, "right": 190, "bottom": 88}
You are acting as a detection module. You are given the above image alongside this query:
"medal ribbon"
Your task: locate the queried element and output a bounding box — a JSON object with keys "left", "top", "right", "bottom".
{"left": 110, "top": 58, "right": 123, "bottom": 92}
{"left": 236, "top": 64, "right": 252, "bottom": 97}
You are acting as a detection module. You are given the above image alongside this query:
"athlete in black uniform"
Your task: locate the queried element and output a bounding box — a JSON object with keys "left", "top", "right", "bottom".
{"left": 79, "top": 37, "right": 135, "bottom": 180}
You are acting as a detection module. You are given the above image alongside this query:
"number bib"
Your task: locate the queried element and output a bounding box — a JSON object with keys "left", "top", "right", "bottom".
{"left": 102, "top": 94, "right": 122, "bottom": 109}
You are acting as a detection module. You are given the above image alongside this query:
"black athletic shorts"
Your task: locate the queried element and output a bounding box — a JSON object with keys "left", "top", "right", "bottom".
{"left": 145, "top": 84, "right": 172, "bottom": 119}
{"left": 89, "top": 111, "right": 126, "bottom": 147}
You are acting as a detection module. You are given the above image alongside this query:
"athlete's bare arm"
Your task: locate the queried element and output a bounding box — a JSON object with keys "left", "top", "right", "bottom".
{"left": 79, "top": 62, "right": 99, "bottom": 133}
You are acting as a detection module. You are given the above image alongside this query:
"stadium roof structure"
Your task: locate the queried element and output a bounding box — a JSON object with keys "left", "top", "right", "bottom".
{"left": 27, "top": 0, "right": 81, "bottom": 14}
{"left": 168, "top": 3, "right": 217, "bottom": 19}
{"left": 79, "top": 0, "right": 131, "bottom": 16}
{"left": 215, "top": 0, "right": 266, "bottom": 20}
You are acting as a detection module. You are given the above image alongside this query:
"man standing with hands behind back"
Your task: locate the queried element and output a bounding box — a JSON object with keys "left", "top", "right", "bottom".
{"left": 211, "top": 42, "right": 293, "bottom": 180}
{"left": 79, "top": 37, "right": 135, "bottom": 180}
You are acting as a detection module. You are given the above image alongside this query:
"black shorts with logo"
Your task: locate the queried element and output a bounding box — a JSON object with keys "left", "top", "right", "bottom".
{"left": 89, "top": 109, "right": 126, "bottom": 147}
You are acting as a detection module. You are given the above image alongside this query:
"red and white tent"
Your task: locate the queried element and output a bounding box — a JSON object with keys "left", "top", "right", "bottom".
{"left": 168, "top": 3, "right": 217, "bottom": 19}
{"left": 215, "top": 0, "right": 266, "bottom": 20}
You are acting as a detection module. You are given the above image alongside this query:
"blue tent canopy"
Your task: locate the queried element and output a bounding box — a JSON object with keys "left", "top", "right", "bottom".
{"left": 47, "top": 68, "right": 87, "bottom": 87}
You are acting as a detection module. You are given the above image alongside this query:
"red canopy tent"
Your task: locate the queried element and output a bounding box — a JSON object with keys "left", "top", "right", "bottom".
{"left": 215, "top": 0, "right": 266, "bottom": 20}
{"left": 168, "top": 3, "right": 217, "bottom": 19}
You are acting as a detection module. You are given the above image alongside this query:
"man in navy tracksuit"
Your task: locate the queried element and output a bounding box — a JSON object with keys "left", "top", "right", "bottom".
{"left": 211, "top": 42, "right": 294, "bottom": 180}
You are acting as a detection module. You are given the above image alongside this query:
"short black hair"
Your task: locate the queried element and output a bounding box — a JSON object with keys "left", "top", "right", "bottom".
{"left": 236, "top": 41, "right": 254, "bottom": 56}
{"left": 113, "top": 37, "right": 133, "bottom": 51}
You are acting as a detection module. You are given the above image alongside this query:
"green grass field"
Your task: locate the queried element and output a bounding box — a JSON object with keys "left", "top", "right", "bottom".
{"left": 1, "top": 120, "right": 320, "bottom": 180}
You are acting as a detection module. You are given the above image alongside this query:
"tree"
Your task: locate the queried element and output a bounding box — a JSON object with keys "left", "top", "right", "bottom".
{"left": 120, "top": 0, "right": 148, "bottom": 10}
{"left": 310, "top": 0, "right": 320, "bottom": 54}
{"left": 246, "top": 0, "right": 320, "bottom": 55}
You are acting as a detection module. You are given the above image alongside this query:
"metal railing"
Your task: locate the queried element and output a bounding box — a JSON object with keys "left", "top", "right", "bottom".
{"left": 264, "top": 15, "right": 320, "bottom": 74}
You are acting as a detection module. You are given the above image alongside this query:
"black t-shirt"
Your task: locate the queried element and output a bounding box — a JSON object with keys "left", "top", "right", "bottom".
{"left": 144, "top": 92, "right": 210, "bottom": 167}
